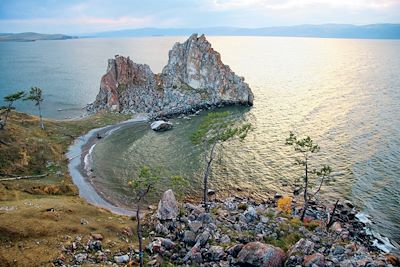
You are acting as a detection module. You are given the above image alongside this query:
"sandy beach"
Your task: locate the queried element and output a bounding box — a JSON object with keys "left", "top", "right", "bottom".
{"left": 67, "top": 114, "right": 148, "bottom": 216}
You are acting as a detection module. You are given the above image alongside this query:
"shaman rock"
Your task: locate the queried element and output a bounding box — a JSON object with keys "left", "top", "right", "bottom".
{"left": 90, "top": 34, "right": 253, "bottom": 116}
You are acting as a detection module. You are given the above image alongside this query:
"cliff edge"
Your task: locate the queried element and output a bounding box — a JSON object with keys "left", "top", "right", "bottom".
{"left": 89, "top": 34, "right": 253, "bottom": 116}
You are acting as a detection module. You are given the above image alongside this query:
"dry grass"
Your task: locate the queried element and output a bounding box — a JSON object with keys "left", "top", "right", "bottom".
{"left": 0, "top": 111, "right": 136, "bottom": 266}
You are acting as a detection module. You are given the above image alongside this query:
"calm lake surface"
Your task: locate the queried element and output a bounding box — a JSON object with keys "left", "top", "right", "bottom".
{"left": 1, "top": 37, "right": 399, "bottom": 243}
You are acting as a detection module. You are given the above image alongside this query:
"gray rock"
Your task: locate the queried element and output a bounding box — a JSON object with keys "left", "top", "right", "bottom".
{"left": 196, "top": 230, "right": 211, "bottom": 247}
{"left": 344, "top": 200, "right": 354, "bottom": 208}
{"left": 150, "top": 120, "right": 173, "bottom": 131}
{"left": 87, "top": 239, "right": 102, "bottom": 251}
{"left": 260, "top": 215, "right": 269, "bottom": 224}
{"left": 207, "top": 245, "right": 225, "bottom": 261}
{"left": 223, "top": 198, "right": 238, "bottom": 210}
{"left": 237, "top": 242, "right": 286, "bottom": 267}
{"left": 183, "top": 230, "right": 196, "bottom": 245}
{"left": 289, "top": 238, "right": 315, "bottom": 256}
{"left": 339, "top": 259, "right": 355, "bottom": 267}
{"left": 74, "top": 253, "right": 87, "bottom": 264}
{"left": 198, "top": 213, "right": 213, "bottom": 223}
{"left": 191, "top": 252, "right": 203, "bottom": 264}
{"left": 244, "top": 206, "right": 258, "bottom": 222}
{"left": 114, "top": 254, "right": 129, "bottom": 264}
{"left": 155, "top": 222, "right": 169, "bottom": 235}
{"left": 157, "top": 189, "right": 178, "bottom": 220}
{"left": 226, "top": 244, "right": 244, "bottom": 257}
{"left": 189, "top": 220, "right": 203, "bottom": 233}
{"left": 234, "top": 223, "right": 242, "bottom": 232}
{"left": 161, "top": 238, "right": 176, "bottom": 249}
{"left": 333, "top": 245, "right": 345, "bottom": 255}
{"left": 220, "top": 234, "right": 231, "bottom": 244}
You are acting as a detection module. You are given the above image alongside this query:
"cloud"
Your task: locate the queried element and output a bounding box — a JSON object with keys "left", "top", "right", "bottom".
{"left": 0, "top": 16, "right": 157, "bottom": 34}
{"left": 1, "top": 15, "right": 154, "bottom": 31}
{"left": 0, "top": 0, "right": 399, "bottom": 33}
{"left": 209, "top": 0, "right": 400, "bottom": 10}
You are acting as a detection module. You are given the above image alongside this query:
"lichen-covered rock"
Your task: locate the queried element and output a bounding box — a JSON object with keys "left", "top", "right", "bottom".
{"left": 90, "top": 34, "right": 253, "bottom": 116}
{"left": 237, "top": 242, "right": 286, "bottom": 267}
{"left": 157, "top": 189, "right": 178, "bottom": 220}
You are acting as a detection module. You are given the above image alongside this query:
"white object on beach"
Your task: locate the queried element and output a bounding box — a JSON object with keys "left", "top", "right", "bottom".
{"left": 150, "top": 120, "right": 173, "bottom": 131}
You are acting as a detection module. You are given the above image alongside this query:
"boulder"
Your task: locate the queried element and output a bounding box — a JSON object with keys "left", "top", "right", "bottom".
{"left": 90, "top": 233, "right": 103, "bottom": 240}
{"left": 157, "top": 189, "right": 178, "bottom": 220}
{"left": 207, "top": 246, "right": 225, "bottom": 261}
{"left": 226, "top": 244, "right": 244, "bottom": 257}
{"left": 237, "top": 242, "right": 286, "bottom": 267}
{"left": 220, "top": 234, "right": 231, "bottom": 244}
{"left": 74, "top": 253, "right": 87, "bottom": 264}
{"left": 195, "top": 230, "right": 211, "bottom": 247}
{"left": 303, "top": 253, "right": 325, "bottom": 267}
{"left": 244, "top": 206, "right": 258, "bottom": 222}
{"left": 188, "top": 220, "right": 203, "bottom": 233}
{"left": 114, "top": 254, "right": 129, "bottom": 264}
{"left": 150, "top": 120, "right": 173, "bottom": 131}
{"left": 160, "top": 238, "right": 176, "bottom": 250}
{"left": 183, "top": 230, "right": 196, "bottom": 245}
{"left": 289, "top": 238, "right": 315, "bottom": 256}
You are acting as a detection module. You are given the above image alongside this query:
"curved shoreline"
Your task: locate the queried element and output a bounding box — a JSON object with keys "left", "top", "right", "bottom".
{"left": 66, "top": 114, "right": 399, "bottom": 255}
{"left": 66, "top": 115, "right": 148, "bottom": 216}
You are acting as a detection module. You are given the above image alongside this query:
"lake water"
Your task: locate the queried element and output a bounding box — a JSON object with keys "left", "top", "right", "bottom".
{"left": 0, "top": 37, "right": 399, "bottom": 245}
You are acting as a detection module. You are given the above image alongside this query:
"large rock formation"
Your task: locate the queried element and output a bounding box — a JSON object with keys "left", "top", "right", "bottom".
{"left": 90, "top": 34, "right": 253, "bottom": 117}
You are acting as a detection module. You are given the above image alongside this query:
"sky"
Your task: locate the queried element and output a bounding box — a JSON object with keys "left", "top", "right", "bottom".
{"left": 0, "top": 0, "right": 399, "bottom": 34}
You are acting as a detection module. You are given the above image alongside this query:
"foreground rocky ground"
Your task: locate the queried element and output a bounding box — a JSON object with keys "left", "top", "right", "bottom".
{"left": 56, "top": 190, "right": 399, "bottom": 266}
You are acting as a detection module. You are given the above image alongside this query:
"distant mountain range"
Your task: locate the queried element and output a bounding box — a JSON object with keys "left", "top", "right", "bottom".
{"left": 0, "top": 32, "right": 77, "bottom": 42}
{"left": 2, "top": 24, "right": 400, "bottom": 41}
{"left": 86, "top": 24, "right": 400, "bottom": 39}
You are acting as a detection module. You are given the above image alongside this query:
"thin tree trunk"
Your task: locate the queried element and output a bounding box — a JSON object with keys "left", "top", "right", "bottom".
{"left": 301, "top": 199, "right": 308, "bottom": 221}
{"left": 2, "top": 103, "right": 12, "bottom": 129}
{"left": 301, "top": 158, "right": 309, "bottom": 221}
{"left": 38, "top": 103, "right": 44, "bottom": 130}
{"left": 137, "top": 202, "right": 143, "bottom": 267}
{"left": 203, "top": 142, "right": 217, "bottom": 212}
{"left": 327, "top": 199, "right": 339, "bottom": 229}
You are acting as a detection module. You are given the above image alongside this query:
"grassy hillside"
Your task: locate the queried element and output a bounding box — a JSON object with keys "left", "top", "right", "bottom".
{"left": 0, "top": 111, "right": 138, "bottom": 266}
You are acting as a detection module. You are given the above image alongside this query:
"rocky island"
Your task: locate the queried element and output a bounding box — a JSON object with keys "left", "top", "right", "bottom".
{"left": 89, "top": 34, "right": 253, "bottom": 117}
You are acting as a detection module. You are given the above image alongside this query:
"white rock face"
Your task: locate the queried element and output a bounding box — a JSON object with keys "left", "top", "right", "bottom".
{"left": 90, "top": 34, "right": 253, "bottom": 117}
{"left": 150, "top": 120, "right": 173, "bottom": 131}
{"left": 157, "top": 189, "right": 178, "bottom": 220}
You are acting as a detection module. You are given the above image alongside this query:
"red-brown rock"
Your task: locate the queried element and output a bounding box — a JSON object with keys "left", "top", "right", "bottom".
{"left": 237, "top": 241, "right": 286, "bottom": 267}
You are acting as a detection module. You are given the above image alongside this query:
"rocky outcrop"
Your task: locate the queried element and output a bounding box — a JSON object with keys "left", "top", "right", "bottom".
{"left": 89, "top": 34, "right": 253, "bottom": 117}
{"left": 55, "top": 195, "right": 398, "bottom": 266}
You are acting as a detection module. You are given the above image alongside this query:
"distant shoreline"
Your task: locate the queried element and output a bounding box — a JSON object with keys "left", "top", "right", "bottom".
{"left": 2, "top": 24, "right": 400, "bottom": 41}
{"left": 82, "top": 24, "right": 400, "bottom": 40}
{"left": 0, "top": 32, "right": 77, "bottom": 42}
